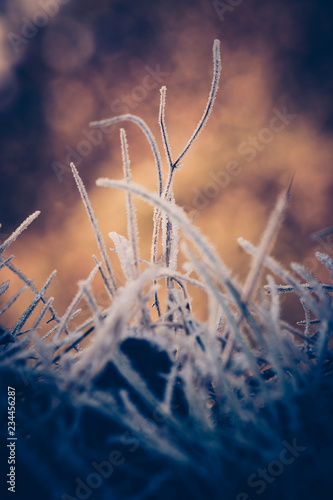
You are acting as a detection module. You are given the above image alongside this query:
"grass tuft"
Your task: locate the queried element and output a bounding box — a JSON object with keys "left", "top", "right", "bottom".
{"left": 0, "top": 39, "right": 332, "bottom": 500}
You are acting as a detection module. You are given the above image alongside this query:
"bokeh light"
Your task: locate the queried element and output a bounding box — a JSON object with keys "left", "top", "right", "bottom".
{"left": 1, "top": 0, "right": 332, "bottom": 325}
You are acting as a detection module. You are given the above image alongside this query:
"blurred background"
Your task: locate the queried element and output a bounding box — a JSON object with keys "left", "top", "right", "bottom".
{"left": 0, "top": 0, "right": 333, "bottom": 325}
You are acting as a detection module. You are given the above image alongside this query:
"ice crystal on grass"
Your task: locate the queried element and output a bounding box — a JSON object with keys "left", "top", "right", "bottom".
{"left": 0, "top": 39, "right": 333, "bottom": 500}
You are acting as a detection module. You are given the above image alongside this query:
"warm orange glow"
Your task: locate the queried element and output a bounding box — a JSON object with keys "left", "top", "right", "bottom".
{"left": 1, "top": 1, "right": 332, "bottom": 328}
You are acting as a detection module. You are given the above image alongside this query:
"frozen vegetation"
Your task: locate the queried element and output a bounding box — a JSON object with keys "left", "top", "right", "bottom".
{"left": 0, "top": 40, "right": 333, "bottom": 500}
